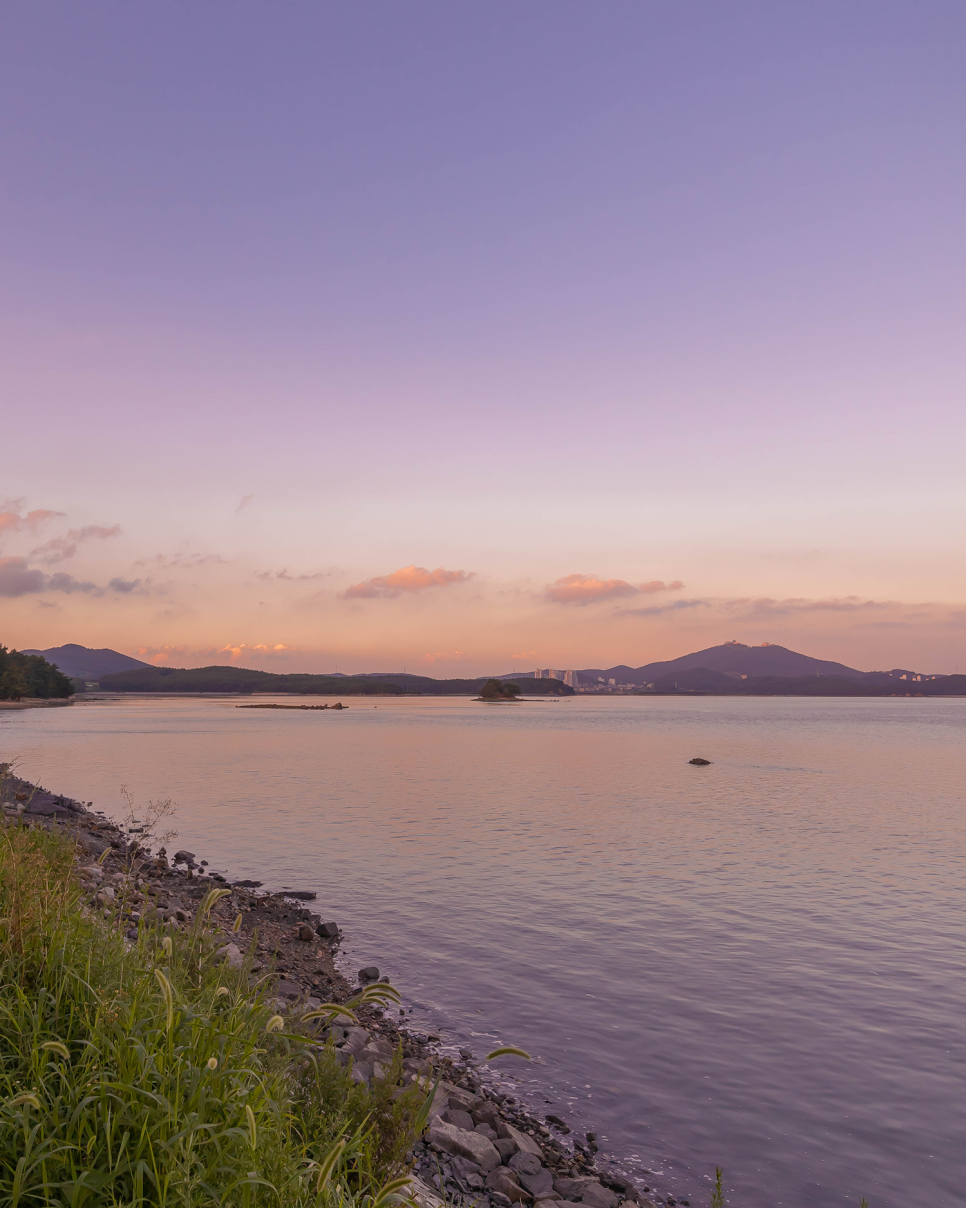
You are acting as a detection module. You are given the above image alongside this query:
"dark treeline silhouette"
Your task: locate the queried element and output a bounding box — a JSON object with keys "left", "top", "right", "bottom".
{"left": 97, "top": 665, "right": 575, "bottom": 696}
{"left": 0, "top": 645, "right": 74, "bottom": 700}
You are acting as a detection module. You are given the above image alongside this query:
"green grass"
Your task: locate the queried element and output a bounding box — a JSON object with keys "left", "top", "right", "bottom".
{"left": 0, "top": 823, "right": 425, "bottom": 1207}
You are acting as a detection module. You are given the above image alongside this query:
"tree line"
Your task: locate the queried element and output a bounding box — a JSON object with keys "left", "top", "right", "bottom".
{"left": 0, "top": 645, "right": 74, "bottom": 700}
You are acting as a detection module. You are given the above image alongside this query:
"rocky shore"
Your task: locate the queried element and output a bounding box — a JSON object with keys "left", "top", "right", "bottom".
{"left": 0, "top": 770, "right": 681, "bottom": 1208}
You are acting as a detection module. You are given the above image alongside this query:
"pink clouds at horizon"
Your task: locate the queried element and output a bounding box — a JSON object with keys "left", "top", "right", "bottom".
{"left": 546, "top": 574, "right": 685, "bottom": 605}
{"left": 341, "top": 565, "right": 473, "bottom": 600}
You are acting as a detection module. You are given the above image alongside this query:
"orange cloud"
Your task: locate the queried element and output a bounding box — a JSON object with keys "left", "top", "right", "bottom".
{"left": 342, "top": 565, "right": 473, "bottom": 599}
{"left": 546, "top": 574, "right": 684, "bottom": 605}
{"left": 137, "top": 645, "right": 190, "bottom": 665}
{"left": 0, "top": 507, "right": 65, "bottom": 537}
{"left": 423, "top": 650, "right": 465, "bottom": 663}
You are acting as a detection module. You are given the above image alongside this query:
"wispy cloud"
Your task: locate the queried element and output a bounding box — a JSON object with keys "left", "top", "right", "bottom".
{"left": 725, "top": 595, "right": 890, "bottom": 618}
{"left": 31, "top": 524, "right": 121, "bottom": 565}
{"left": 107, "top": 576, "right": 169, "bottom": 596}
{"left": 135, "top": 551, "right": 228, "bottom": 569}
{"left": 255, "top": 568, "right": 332, "bottom": 582}
{"left": 342, "top": 565, "right": 473, "bottom": 600}
{"left": 0, "top": 556, "right": 99, "bottom": 597}
{"left": 546, "top": 573, "right": 684, "bottom": 606}
{"left": 620, "top": 598, "right": 708, "bottom": 617}
{"left": 236, "top": 494, "right": 255, "bottom": 513}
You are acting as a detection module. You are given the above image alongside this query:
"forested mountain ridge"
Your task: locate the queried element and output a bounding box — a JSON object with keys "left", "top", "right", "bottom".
{"left": 97, "top": 665, "right": 574, "bottom": 695}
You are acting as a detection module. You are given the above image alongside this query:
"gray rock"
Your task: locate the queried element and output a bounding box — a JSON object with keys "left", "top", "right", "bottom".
{"left": 473, "top": 1105, "right": 501, "bottom": 1128}
{"left": 476, "top": 1123, "right": 498, "bottom": 1142}
{"left": 297, "top": 924, "right": 315, "bottom": 941}
{"left": 442, "top": 1108, "right": 475, "bottom": 1131}
{"left": 688, "top": 758, "right": 711, "bottom": 766}
{"left": 172, "top": 850, "right": 195, "bottom": 863}
{"left": 486, "top": 1169, "right": 532, "bottom": 1204}
{"left": 579, "top": 1185, "right": 619, "bottom": 1208}
{"left": 450, "top": 1156, "right": 485, "bottom": 1191}
{"left": 509, "top": 1155, "right": 542, "bottom": 1177}
{"left": 553, "top": 1179, "right": 599, "bottom": 1202}
{"left": 446, "top": 1084, "right": 485, "bottom": 1113}
{"left": 285, "top": 890, "right": 317, "bottom": 900}
{"left": 426, "top": 1120, "right": 502, "bottom": 1173}
{"left": 358, "top": 965, "right": 380, "bottom": 981}
{"left": 495, "top": 1138, "right": 518, "bottom": 1163}
{"left": 316, "top": 921, "right": 340, "bottom": 937}
{"left": 25, "top": 793, "right": 71, "bottom": 817}
{"left": 496, "top": 1123, "right": 544, "bottom": 1159}
{"left": 218, "top": 943, "right": 243, "bottom": 969}
{"left": 275, "top": 979, "right": 302, "bottom": 1000}
{"left": 518, "top": 1169, "right": 555, "bottom": 1199}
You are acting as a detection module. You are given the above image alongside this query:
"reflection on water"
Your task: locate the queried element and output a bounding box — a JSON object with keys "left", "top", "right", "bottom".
{"left": 3, "top": 695, "right": 965, "bottom": 1208}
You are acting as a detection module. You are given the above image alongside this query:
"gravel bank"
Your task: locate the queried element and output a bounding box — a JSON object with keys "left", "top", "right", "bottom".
{"left": 0, "top": 769, "right": 684, "bottom": 1208}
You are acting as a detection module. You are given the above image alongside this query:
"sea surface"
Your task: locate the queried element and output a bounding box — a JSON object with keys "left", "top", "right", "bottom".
{"left": 3, "top": 695, "right": 964, "bottom": 1208}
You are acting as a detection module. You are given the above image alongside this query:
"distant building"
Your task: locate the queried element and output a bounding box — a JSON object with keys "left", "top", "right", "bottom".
{"left": 535, "top": 668, "right": 578, "bottom": 688}
{"left": 608, "top": 677, "right": 616, "bottom": 686}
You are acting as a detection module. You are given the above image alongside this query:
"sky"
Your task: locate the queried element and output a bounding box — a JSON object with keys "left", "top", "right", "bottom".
{"left": 2, "top": 1, "right": 965, "bottom": 676}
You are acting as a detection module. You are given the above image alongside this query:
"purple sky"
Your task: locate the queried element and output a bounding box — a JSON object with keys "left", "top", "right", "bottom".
{"left": 2, "top": 3, "right": 965, "bottom": 674}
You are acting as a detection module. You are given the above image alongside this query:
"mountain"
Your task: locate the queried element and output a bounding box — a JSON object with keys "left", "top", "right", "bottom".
{"left": 497, "top": 643, "right": 950, "bottom": 688}
{"left": 21, "top": 644, "right": 153, "bottom": 680}
{"left": 634, "top": 642, "right": 864, "bottom": 682}
{"left": 499, "top": 645, "right": 862, "bottom": 685}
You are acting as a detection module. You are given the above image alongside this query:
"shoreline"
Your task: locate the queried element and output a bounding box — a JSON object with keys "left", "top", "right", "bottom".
{"left": 0, "top": 767, "right": 672, "bottom": 1208}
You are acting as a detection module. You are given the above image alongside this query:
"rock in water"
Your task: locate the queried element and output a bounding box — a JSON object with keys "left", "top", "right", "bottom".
{"left": 316, "top": 921, "right": 340, "bottom": 938}
{"left": 688, "top": 757, "right": 711, "bottom": 766}
{"left": 358, "top": 965, "right": 380, "bottom": 981}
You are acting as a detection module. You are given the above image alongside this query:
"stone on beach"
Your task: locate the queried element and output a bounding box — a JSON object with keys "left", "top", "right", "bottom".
{"left": 486, "top": 1168, "right": 533, "bottom": 1203}
{"left": 442, "top": 1108, "right": 475, "bottom": 1131}
{"left": 358, "top": 965, "right": 380, "bottom": 981}
{"left": 426, "top": 1119, "right": 502, "bottom": 1172}
{"left": 578, "top": 1184, "right": 620, "bottom": 1208}
{"left": 553, "top": 1178, "right": 600, "bottom": 1202}
{"left": 316, "top": 921, "right": 340, "bottom": 937}
{"left": 297, "top": 923, "right": 315, "bottom": 940}
{"left": 496, "top": 1121, "right": 544, "bottom": 1159}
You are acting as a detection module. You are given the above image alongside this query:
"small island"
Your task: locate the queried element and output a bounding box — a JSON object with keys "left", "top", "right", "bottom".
{"left": 475, "top": 678, "right": 522, "bottom": 702}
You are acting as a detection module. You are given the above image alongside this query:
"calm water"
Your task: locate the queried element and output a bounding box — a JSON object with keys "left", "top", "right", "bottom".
{"left": 3, "top": 695, "right": 964, "bottom": 1208}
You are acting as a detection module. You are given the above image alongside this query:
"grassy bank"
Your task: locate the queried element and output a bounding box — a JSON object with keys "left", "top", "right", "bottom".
{"left": 0, "top": 823, "right": 424, "bottom": 1206}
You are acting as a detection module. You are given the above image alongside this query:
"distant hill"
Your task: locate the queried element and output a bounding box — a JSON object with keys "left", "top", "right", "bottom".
{"left": 498, "top": 643, "right": 951, "bottom": 690}
{"left": 21, "top": 643, "right": 152, "bottom": 680}
{"left": 98, "top": 666, "right": 575, "bottom": 696}
{"left": 634, "top": 642, "right": 864, "bottom": 681}
{"left": 505, "top": 643, "right": 868, "bottom": 685}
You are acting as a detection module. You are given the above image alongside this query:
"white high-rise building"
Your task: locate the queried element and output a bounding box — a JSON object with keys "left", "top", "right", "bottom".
{"left": 535, "top": 668, "right": 578, "bottom": 688}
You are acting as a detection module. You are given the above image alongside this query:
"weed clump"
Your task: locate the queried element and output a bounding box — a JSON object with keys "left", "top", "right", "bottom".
{"left": 0, "top": 823, "right": 423, "bottom": 1206}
